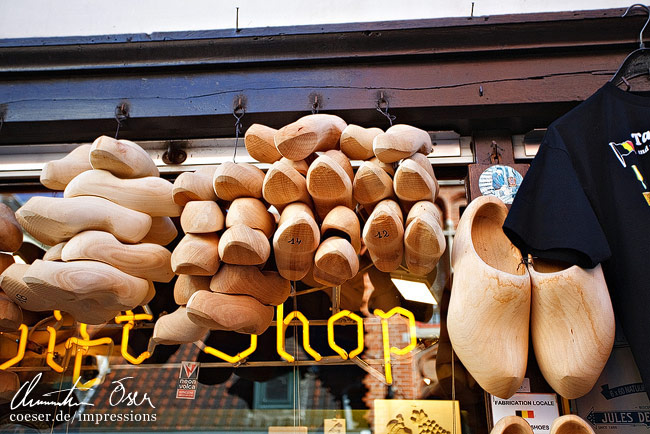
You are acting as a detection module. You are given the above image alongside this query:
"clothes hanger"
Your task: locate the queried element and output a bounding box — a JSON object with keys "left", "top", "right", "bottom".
{"left": 610, "top": 4, "right": 650, "bottom": 90}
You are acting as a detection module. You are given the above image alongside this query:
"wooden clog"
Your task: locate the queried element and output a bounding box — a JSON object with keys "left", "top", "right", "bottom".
{"left": 0, "top": 370, "right": 20, "bottom": 402}
{"left": 140, "top": 216, "right": 178, "bottom": 246}
{"left": 340, "top": 124, "right": 383, "bottom": 160}
{"left": 306, "top": 153, "right": 355, "bottom": 220}
{"left": 16, "top": 196, "right": 152, "bottom": 246}
{"left": 353, "top": 160, "right": 394, "bottom": 207}
{"left": 225, "top": 198, "right": 275, "bottom": 238}
{"left": 174, "top": 274, "right": 211, "bottom": 305}
{"left": 323, "top": 150, "right": 354, "bottom": 181}
{"left": 313, "top": 237, "right": 359, "bottom": 286}
{"left": 210, "top": 264, "right": 290, "bottom": 306}
{"left": 550, "top": 415, "right": 594, "bottom": 434}
{"left": 490, "top": 416, "right": 534, "bottom": 434}
{"left": 64, "top": 169, "right": 182, "bottom": 217}
{"left": 0, "top": 253, "right": 14, "bottom": 275}
{"left": 447, "top": 195, "right": 530, "bottom": 399}
{"left": 362, "top": 199, "right": 404, "bottom": 272}
{"left": 62, "top": 230, "right": 174, "bottom": 282}
{"left": 186, "top": 290, "right": 274, "bottom": 334}
{"left": 370, "top": 157, "right": 395, "bottom": 176}
{"left": 152, "top": 306, "right": 208, "bottom": 344}
{"left": 404, "top": 201, "right": 446, "bottom": 276}
{"left": 218, "top": 224, "right": 270, "bottom": 266}
{"left": 244, "top": 124, "right": 282, "bottom": 163}
{"left": 89, "top": 135, "right": 159, "bottom": 178}
{"left": 40, "top": 144, "right": 92, "bottom": 190}
{"left": 23, "top": 259, "right": 150, "bottom": 313}
{"left": 0, "top": 292, "right": 23, "bottom": 332}
{"left": 0, "top": 203, "right": 23, "bottom": 253}
{"left": 171, "top": 233, "right": 220, "bottom": 276}
{"left": 373, "top": 124, "right": 433, "bottom": 163}
{"left": 321, "top": 206, "right": 361, "bottom": 253}
{"left": 273, "top": 203, "right": 320, "bottom": 281}
{"left": 394, "top": 153, "right": 439, "bottom": 202}
{"left": 181, "top": 201, "right": 225, "bottom": 234}
{"left": 140, "top": 280, "right": 156, "bottom": 306}
{"left": 262, "top": 159, "right": 311, "bottom": 208}
{"left": 212, "top": 162, "right": 264, "bottom": 201}
{"left": 283, "top": 158, "right": 309, "bottom": 176}
{"left": 0, "top": 263, "right": 53, "bottom": 311}
{"left": 530, "top": 260, "right": 615, "bottom": 399}
{"left": 172, "top": 166, "right": 218, "bottom": 205}
{"left": 274, "top": 114, "right": 347, "bottom": 161}
{"left": 43, "top": 242, "right": 66, "bottom": 261}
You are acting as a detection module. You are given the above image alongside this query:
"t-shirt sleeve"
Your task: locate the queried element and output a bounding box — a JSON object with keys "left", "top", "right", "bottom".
{"left": 503, "top": 129, "right": 611, "bottom": 268}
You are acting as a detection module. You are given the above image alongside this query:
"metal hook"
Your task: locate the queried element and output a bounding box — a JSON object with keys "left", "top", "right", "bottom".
{"left": 311, "top": 95, "right": 320, "bottom": 114}
{"left": 114, "top": 102, "right": 129, "bottom": 139}
{"left": 622, "top": 4, "right": 650, "bottom": 49}
{"left": 232, "top": 99, "right": 246, "bottom": 163}
{"left": 376, "top": 92, "right": 396, "bottom": 127}
{"left": 489, "top": 140, "right": 504, "bottom": 164}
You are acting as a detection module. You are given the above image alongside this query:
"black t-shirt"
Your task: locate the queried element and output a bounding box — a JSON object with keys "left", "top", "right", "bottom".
{"left": 503, "top": 81, "right": 650, "bottom": 396}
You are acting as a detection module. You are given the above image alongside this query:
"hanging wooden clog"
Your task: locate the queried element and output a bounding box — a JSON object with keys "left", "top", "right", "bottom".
{"left": 0, "top": 203, "right": 23, "bottom": 253}
{"left": 394, "top": 152, "right": 439, "bottom": 203}
{"left": 353, "top": 160, "right": 394, "bottom": 208}
{"left": 244, "top": 124, "right": 282, "bottom": 163}
{"left": 225, "top": 198, "right": 276, "bottom": 238}
{"left": 404, "top": 201, "right": 446, "bottom": 276}
{"left": 171, "top": 233, "right": 221, "bottom": 276}
{"left": 362, "top": 199, "right": 404, "bottom": 272}
{"left": 140, "top": 216, "right": 178, "bottom": 246}
{"left": 15, "top": 196, "right": 152, "bottom": 246}
{"left": 210, "top": 264, "right": 290, "bottom": 306}
{"left": 340, "top": 124, "right": 383, "bottom": 160}
{"left": 262, "top": 159, "right": 311, "bottom": 208}
{"left": 218, "top": 224, "right": 270, "bottom": 266}
{"left": 274, "top": 114, "right": 347, "bottom": 161}
{"left": 306, "top": 152, "right": 355, "bottom": 220}
{"left": 152, "top": 306, "right": 209, "bottom": 345}
{"left": 172, "top": 166, "right": 218, "bottom": 205}
{"left": 40, "top": 144, "right": 92, "bottom": 190}
{"left": 174, "top": 274, "right": 211, "bottom": 305}
{"left": 373, "top": 124, "right": 432, "bottom": 163}
{"left": 89, "top": 135, "right": 159, "bottom": 178}
{"left": 212, "top": 161, "right": 265, "bottom": 201}
{"left": 180, "top": 201, "right": 225, "bottom": 234}
{"left": 273, "top": 202, "right": 320, "bottom": 280}
{"left": 186, "top": 290, "right": 274, "bottom": 334}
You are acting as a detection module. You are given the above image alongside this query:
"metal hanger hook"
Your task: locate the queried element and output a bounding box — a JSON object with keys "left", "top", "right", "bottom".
{"left": 622, "top": 4, "right": 650, "bottom": 49}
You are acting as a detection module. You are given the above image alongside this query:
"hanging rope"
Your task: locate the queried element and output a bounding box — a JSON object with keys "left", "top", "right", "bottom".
{"left": 376, "top": 93, "right": 396, "bottom": 127}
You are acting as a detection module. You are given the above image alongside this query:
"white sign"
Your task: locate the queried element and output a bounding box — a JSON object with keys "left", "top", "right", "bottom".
{"left": 491, "top": 393, "right": 559, "bottom": 434}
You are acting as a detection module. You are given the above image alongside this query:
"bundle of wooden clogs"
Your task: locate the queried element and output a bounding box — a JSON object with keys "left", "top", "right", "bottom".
{"left": 2, "top": 136, "right": 177, "bottom": 325}
{"left": 154, "top": 114, "right": 445, "bottom": 341}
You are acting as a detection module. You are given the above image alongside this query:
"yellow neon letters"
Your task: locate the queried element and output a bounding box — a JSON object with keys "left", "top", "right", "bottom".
{"left": 373, "top": 307, "right": 417, "bottom": 384}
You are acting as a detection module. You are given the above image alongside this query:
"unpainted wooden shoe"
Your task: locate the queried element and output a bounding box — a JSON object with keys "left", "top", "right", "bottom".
{"left": 172, "top": 166, "right": 218, "bottom": 205}
{"left": 212, "top": 161, "right": 265, "bottom": 201}
{"left": 218, "top": 224, "right": 270, "bottom": 266}
{"left": 0, "top": 203, "right": 23, "bottom": 253}
{"left": 181, "top": 201, "right": 225, "bottom": 234}
{"left": 404, "top": 201, "right": 446, "bottom": 276}
{"left": 140, "top": 216, "right": 178, "bottom": 246}
{"left": 262, "top": 159, "right": 311, "bottom": 208}
{"left": 372, "top": 124, "right": 432, "bottom": 163}
{"left": 0, "top": 254, "right": 14, "bottom": 275}
{"left": 40, "top": 144, "right": 92, "bottom": 190}
{"left": 550, "top": 415, "right": 594, "bottom": 434}
{"left": 171, "top": 232, "right": 221, "bottom": 276}
{"left": 362, "top": 199, "right": 404, "bottom": 272}
{"left": 340, "top": 124, "right": 383, "bottom": 160}
{"left": 174, "top": 274, "right": 211, "bottom": 305}
{"left": 43, "top": 243, "right": 66, "bottom": 261}
{"left": 225, "top": 198, "right": 276, "bottom": 238}
{"left": 0, "top": 291, "right": 23, "bottom": 332}
{"left": 244, "top": 124, "right": 282, "bottom": 163}
{"left": 490, "top": 416, "right": 534, "bottom": 434}
{"left": 210, "top": 263, "right": 290, "bottom": 306}
{"left": 447, "top": 195, "right": 530, "bottom": 399}
{"left": 353, "top": 160, "right": 394, "bottom": 207}
{"left": 186, "top": 290, "right": 274, "bottom": 334}
{"left": 306, "top": 152, "right": 355, "bottom": 220}
{"left": 530, "top": 259, "right": 615, "bottom": 399}
{"left": 273, "top": 203, "right": 320, "bottom": 281}
{"left": 394, "top": 153, "right": 439, "bottom": 202}
{"left": 89, "top": 135, "right": 159, "bottom": 178}
{"left": 274, "top": 114, "right": 347, "bottom": 161}
{"left": 152, "top": 306, "right": 208, "bottom": 345}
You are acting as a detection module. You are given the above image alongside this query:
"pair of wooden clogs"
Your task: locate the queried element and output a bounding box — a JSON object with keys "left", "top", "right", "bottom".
{"left": 447, "top": 196, "right": 614, "bottom": 399}
{"left": 492, "top": 415, "right": 594, "bottom": 434}
{"left": 6, "top": 136, "right": 180, "bottom": 324}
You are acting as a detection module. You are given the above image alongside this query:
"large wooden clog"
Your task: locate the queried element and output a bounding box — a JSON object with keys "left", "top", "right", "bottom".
{"left": 244, "top": 124, "right": 282, "bottom": 163}
{"left": 181, "top": 201, "right": 225, "bottom": 234}
{"left": 373, "top": 124, "right": 433, "bottom": 163}
{"left": 340, "top": 124, "right": 383, "bottom": 160}
{"left": 0, "top": 370, "right": 20, "bottom": 402}
{"left": 0, "top": 253, "right": 14, "bottom": 275}
{"left": 186, "top": 290, "right": 274, "bottom": 334}
{"left": 274, "top": 114, "right": 347, "bottom": 161}
{"left": 225, "top": 198, "right": 276, "bottom": 238}
{"left": 313, "top": 237, "right": 359, "bottom": 286}
{"left": 140, "top": 216, "right": 178, "bottom": 246}
{"left": 321, "top": 206, "right": 361, "bottom": 253}
{"left": 89, "top": 135, "right": 159, "bottom": 178}
{"left": 0, "top": 263, "right": 52, "bottom": 311}
{"left": 306, "top": 153, "right": 355, "bottom": 220}
{"left": 550, "top": 415, "right": 595, "bottom": 434}
{"left": 62, "top": 230, "right": 174, "bottom": 282}
{"left": 262, "top": 159, "right": 311, "bottom": 208}
{"left": 212, "top": 162, "right": 264, "bottom": 201}
{"left": 218, "top": 224, "right": 270, "bottom": 266}
{"left": 171, "top": 233, "right": 220, "bottom": 276}
{"left": 283, "top": 158, "right": 309, "bottom": 176}
{"left": 362, "top": 199, "right": 404, "bottom": 272}
{"left": 174, "top": 274, "right": 211, "bottom": 305}
{"left": 530, "top": 260, "right": 614, "bottom": 399}
{"left": 273, "top": 203, "right": 320, "bottom": 281}
{"left": 448, "top": 195, "right": 530, "bottom": 399}
{"left": 64, "top": 169, "right": 182, "bottom": 217}
{"left": 16, "top": 196, "right": 152, "bottom": 246}
{"left": 172, "top": 166, "right": 218, "bottom": 206}
{"left": 0, "top": 203, "right": 23, "bottom": 253}
{"left": 210, "top": 264, "right": 290, "bottom": 306}
{"left": 353, "top": 160, "right": 394, "bottom": 207}
{"left": 23, "top": 259, "right": 150, "bottom": 313}
{"left": 490, "top": 416, "right": 534, "bottom": 434}
{"left": 0, "top": 292, "right": 23, "bottom": 332}
{"left": 394, "top": 153, "right": 439, "bottom": 202}
{"left": 152, "top": 306, "right": 208, "bottom": 345}
{"left": 40, "top": 144, "right": 92, "bottom": 190}
{"left": 43, "top": 242, "right": 66, "bottom": 261}
{"left": 404, "top": 201, "right": 446, "bottom": 276}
